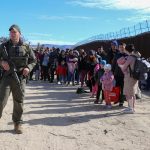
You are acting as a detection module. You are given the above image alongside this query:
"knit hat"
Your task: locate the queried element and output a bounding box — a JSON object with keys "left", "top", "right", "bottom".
{"left": 111, "top": 40, "right": 118, "bottom": 47}
{"left": 9, "top": 24, "right": 21, "bottom": 34}
{"left": 104, "top": 64, "right": 111, "bottom": 70}
{"left": 100, "top": 60, "right": 107, "bottom": 65}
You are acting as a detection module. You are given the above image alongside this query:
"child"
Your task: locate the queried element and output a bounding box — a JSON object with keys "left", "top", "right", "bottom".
{"left": 94, "top": 60, "right": 106, "bottom": 104}
{"left": 101, "top": 64, "right": 115, "bottom": 108}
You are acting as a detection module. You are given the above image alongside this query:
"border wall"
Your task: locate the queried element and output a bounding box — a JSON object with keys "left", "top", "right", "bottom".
{"left": 74, "top": 20, "right": 150, "bottom": 58}
{"left": 74, "top": 32, "right": 150, "bottom": 58}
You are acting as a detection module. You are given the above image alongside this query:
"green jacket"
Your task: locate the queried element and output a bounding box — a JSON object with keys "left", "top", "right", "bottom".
{"left": 0, "top": 40, "right": 36, "bottom": 73}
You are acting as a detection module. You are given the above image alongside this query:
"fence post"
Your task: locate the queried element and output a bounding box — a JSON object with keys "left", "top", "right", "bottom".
{"left": 120, "top": 30, "right": 122, "bottom": 38}
{"left": 110, "top": 32, "right": 112, "bottom": 40}
{"left": 146, "top": 20, "right": 149, "bottom": 31}
{"left": 107, "top": 34, "right": 109, "bottom": 40}
{"left": 115, "top": 32, "right": 118, "bottom": 39}
{"left": 128, "top": 27, "right": 130, "bottom": 36}
{"left": 134, "top": 25, "right": 136, "bottom": 35}
{"left": 112, "top": 32, "right": 115, "bottom": 39}
{"left": 101, "top": 34, "right": 104, "bottom": 40}
{"left": 139, "top": 22, "right": 142, "bottom": 33}
{"left": 124, "top": 28, "right": 126, "bottom": 37}
{"left": 104, "top": 34, "right": 106, "bottom": 40}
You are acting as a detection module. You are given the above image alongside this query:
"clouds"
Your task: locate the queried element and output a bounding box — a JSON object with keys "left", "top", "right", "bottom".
{"left": 27, "top": 33, "right": 52, "bottom": 37}
{"left": 69, "top": 0, "right": 150, "bottom": 22}
{"left": 26, "top": 32, "right": 52, "bottom": 42}
{"left": 69, "top": 0, "right": 150, "bottom": 12}
{"left": 39, "top": 15, "right": 94, "bottom": 21}
{"left": 26, "top": 32, "right": 76, "bottom": 45}
{"left": 29, "top": 39, "right": 75, "bottom": 45}
{"left": 118, "top": 15, "right": 150, "bottom": 22}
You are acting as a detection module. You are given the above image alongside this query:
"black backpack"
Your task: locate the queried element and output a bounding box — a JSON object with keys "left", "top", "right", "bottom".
{"left": 129, "top": 56, "right": 150, "bottom": 80}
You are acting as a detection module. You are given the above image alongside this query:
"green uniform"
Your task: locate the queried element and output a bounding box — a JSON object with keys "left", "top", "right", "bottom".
{"left": 0, "top": 40, "right": 36, "bottom": 124}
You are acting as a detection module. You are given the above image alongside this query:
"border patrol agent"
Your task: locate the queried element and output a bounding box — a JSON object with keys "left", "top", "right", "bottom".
{"left": 0, "top": 24, "right": 36, "bottom": 134}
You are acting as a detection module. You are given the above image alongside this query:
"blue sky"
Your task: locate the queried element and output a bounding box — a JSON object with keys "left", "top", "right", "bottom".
{"left": 1, "top": 0, "right": 150, "bottom": 45}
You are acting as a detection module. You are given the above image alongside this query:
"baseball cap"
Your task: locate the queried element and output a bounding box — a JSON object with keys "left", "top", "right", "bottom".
{"left": 9, "top": 24, "right": 21, "bottom": 34}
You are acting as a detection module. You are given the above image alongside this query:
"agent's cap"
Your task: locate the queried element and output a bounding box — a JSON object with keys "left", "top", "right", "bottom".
{"left": 9, "top": 24, "right": 21, "bottom": 34}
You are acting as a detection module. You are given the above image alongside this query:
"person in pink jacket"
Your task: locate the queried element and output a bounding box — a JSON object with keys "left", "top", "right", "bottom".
{"left": 101, "top": 64, "right": 115, "bottom": 108}
{"left": 117, "top": 44, "right": 138, "bottom": 113}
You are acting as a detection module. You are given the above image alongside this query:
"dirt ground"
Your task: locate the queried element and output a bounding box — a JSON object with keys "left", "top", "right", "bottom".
{"left": 0, "top": 81, "right": 150, "bottom": 150}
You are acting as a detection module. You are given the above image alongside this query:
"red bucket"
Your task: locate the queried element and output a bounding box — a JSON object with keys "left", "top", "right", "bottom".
{"left": 104, "top": 87, "right": 120, "bottom": 103}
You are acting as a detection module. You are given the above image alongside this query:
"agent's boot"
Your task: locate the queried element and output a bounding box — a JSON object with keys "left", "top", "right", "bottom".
{"left": 14, "top": 123, "right": 23, "bottom": 134}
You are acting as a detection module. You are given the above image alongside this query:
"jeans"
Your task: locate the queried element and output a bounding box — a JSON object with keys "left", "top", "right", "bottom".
{"left": 67, "top": 71, "right": 75, "bottom": 83}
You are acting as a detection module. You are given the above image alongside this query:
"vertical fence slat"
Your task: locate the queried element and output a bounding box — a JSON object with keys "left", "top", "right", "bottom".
{"left": 146, "top": 20, "right": 149, "bottom": 31}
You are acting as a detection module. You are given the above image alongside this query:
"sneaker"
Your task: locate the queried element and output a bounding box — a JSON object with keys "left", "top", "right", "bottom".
{"left": 123, "top": 108, "right": 134, "bottom": 114}
{"left": 57, "top": 81, "right": 61, "bottom": 85}
{"left": 14, "top": 123, "right": 23, "bottom": 134}
{"left": 105, "top": 104, "right": 112, "bottom": 109}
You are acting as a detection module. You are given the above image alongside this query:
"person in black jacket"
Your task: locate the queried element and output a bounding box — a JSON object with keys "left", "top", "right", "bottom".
{"left": 78, "top": 50, "right": 87, "bottom": 87}
{"left": 94, "top": 60, "right": 106, "bottom": 104}
{"left": 97, "top": 46, "right": 107, "bottom": 61}
{"left": 49, "top": 48, "right": 60, "bottom": 83}
{"left": 112, "top": 42, "right": 128, "bottom": 106}
{"left": 107, "top": 40, "right": 119, "bottom": 64}
{"left": 87, "top": 50, "right": 98, "bottom": 92}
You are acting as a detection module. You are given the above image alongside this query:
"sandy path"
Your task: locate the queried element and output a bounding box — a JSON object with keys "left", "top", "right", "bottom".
{"left": 0, "top": 81, "right": 150, "bottom": 150}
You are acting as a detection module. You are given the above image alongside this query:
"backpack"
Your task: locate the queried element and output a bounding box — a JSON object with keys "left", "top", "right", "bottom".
{"left": 129, "top": 55, "right": 150, "bottom": 80}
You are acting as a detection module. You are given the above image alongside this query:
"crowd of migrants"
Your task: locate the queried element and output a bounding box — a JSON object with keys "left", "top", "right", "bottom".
{"left": 30, "top": 41, "right": 150, "bottom": 113}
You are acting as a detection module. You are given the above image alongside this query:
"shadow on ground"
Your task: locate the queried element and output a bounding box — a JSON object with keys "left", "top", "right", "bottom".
{"left": 21, "top": 81, "right": 149, "bottom": 127}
